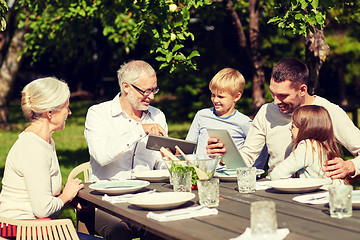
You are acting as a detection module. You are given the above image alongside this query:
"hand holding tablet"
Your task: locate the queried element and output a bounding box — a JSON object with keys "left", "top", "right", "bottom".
{"left": 206, "top": 129, "right": 247, "bottom": 169}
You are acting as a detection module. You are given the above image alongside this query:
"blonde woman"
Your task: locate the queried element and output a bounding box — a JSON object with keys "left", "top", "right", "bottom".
{"left": 0, "top": 77, "right": 83, "bottom": 220}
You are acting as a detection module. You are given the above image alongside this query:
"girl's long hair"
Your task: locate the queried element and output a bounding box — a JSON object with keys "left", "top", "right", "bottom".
{"left": 292, "top": 105, "right": 341, "bottom": 164}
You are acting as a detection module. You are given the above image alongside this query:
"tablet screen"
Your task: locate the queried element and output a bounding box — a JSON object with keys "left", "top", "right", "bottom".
{"left": 206, "top": 129, "right": 247, "bottom": 169}
{"left": 146, "top": 134, "right": 196, "bottom": 154}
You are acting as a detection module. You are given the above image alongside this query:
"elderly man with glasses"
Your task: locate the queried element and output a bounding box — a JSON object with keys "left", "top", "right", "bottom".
{"left": 84, "top": 60, "right": 167, "bottom": 240}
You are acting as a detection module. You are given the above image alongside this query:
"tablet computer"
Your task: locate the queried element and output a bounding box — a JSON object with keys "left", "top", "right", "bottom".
{"left": 146, "top": 134, "right": 196, "bottom": 154}
{"left": 206, "top": 129, "right": 247, "bottom": 169}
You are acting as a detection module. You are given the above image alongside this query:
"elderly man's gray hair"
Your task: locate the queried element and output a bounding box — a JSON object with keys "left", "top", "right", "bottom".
{"left": 117, "top": 60, "right": 156, "bottom": 93}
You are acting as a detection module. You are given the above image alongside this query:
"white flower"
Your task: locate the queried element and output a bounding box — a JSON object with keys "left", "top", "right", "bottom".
{"left": 169, "top": 4, "right": 177, "bottom": 12}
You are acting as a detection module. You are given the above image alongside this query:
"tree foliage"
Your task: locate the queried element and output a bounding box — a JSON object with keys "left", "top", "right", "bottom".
{"left": 268, "top": 0, "right": 360, "bottom": 36}
{"left": 17, "top": 0, "right": 213, "bottom": 73}
{"left": 267, "top": 0, "right": 360, "bottom": 96}
{"left": 268, "top": 0, "right": 333, "bottom": 36}
{"left": 0, "top": 0, "right": 8, "bottom": 31}
{"left": 1, "top": 0, "right": 360, "bottom": 127}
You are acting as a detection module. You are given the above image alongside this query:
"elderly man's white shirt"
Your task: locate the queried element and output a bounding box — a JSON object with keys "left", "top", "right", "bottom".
{"left": 84, "top": 94, "right": 168, "bottom": 182}
{"left": 240, "top": 96, "right": 360, "bottom": 175}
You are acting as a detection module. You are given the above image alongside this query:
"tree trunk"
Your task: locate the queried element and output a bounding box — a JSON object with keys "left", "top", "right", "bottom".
{"left": 249, "top": 0, "right": 265, "bottom": 114}
{"left": 305, "top": 28, "right": 330, "bottom": 95}
{"left": 0, "top": 28, "right": 25, "bottom": 128}
{"left": 223, "top": 0, "right": 247, "bottom": 49}
{"left": 223, "top": 0, "right": 265, "bottom": 116}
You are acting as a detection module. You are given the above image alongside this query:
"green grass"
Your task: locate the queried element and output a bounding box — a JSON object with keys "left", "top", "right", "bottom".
{"left": 0, "top": 100, "right": 191, "bottom": 224}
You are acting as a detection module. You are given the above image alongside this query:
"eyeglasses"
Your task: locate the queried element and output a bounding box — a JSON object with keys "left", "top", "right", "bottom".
{"left": 130, "top": 84, "right": 159, "bottom": 96}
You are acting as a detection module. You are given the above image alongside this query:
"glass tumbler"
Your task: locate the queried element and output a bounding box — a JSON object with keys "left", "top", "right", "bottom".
{"left": 197, "top": 178, "right": 219, "bottom": 207}
{"left": 172, "top": 170, "right": 192, "bottom": 192}
{"left": 328, "top": 185, "right": 352, "bottom": 219}
{"left": 251, "top": 201, "right": 278, "bottom": 237}
{"left": 236, "top": 167, "right": 256, "bottom": 193}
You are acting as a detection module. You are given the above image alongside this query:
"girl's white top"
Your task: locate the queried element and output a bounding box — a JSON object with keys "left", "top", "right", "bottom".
{"left": 270, "top": 139, "right": 343, "bottom": 184}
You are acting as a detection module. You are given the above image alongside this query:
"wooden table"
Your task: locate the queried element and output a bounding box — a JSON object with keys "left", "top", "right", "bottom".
{"left": 77, "top": 181, "right": 360, "bottom": 240}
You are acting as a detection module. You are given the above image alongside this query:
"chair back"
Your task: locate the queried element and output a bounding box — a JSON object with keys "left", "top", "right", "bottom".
{"left": 0, "top": 216, "right": 79, "bottom": 240}
{"left": 67, "top": 161, "right": 94, "bottom": 234}
{"left": 67, "top": 162, "right": 90, "bottom": 183}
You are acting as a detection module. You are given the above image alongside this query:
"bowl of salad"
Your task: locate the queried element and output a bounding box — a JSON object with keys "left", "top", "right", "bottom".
{"left": 163, "top": 154, "right": 222, "bottom": 186}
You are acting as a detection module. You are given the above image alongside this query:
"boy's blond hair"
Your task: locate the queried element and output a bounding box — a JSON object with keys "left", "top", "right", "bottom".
{"left": 209, "top": 68, "right": 245, "bottom": 96}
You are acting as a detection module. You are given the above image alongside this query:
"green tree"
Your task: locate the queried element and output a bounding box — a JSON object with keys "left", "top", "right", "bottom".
{"left": 1, "top": 0, "right": 359, "bottom": 128}
{"left": 222, "top": 0, "right": 267, "bottom": 113}
{"left": 0, "top": 0, "right": 213, "bottom": 127}
{"left": 319, "top": 2, "right": 360, "bottom": 106}
{"left": 19, "top": 0, "right": 211, "bottom": 72}
{"left": 0, "top": 0, "right": 26, "bottom": 128}
{"left": 268, "top": 0, "right": 360, "bottom": 95}
{"left": 0, "top": 0, "right": 7, "bottom": 31}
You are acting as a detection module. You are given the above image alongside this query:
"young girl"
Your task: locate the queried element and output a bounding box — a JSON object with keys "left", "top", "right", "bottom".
{"left": 270, "top": 105, "right": 344, "bottom": 184}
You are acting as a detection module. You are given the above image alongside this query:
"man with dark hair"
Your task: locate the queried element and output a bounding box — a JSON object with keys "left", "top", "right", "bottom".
{"left": 207, "top": 58, "right": 360, "bottom": 179}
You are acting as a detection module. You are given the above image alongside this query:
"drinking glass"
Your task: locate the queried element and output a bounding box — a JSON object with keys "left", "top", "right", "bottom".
{"left": 172, "top": 170, "right": 192, "bottom": 192}
{"left": 236, "top": 167, "right": 256, "bottom": 193}
{"left": 328, "top": 185, "right": 352, "bottom": 219}
{"left": 197, "top": 178, "right": 219, "bottom": 207}
{"left": 251, "top": 201, "right": 278, "bottom": 237}
{"left": 163, "top": 154, "right": 221, "bottom": 184}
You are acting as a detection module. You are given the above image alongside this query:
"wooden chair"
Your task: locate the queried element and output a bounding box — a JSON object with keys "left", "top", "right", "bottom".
{"left": 0, "top": 216, "right": 79, "bottom": 240}
{"left": 67, "top": 162, "right": 90, "bottom": 183}
{"left": 67, "top": 162, "right": 95, "bottom": 235}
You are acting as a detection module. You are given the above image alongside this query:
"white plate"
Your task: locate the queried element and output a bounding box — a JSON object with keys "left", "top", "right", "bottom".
{"left": 128, "top": 192, "right": 196, "bottom": 210}
{"left": 133, "top": 170, "right": 170, "bottom": 182}
{"left": 292, "top": 192, "right": 329, "bottom": 204}
{"left": 268, "top": 178, "right": 332, "bottom": 193}
{"left": 89, "top": 180, "right": 150, "bottom": 194}
{"left": 214, "top": 169, "right": 265, "bottom": 182}
{"left": 292, "top": 190, "right": 360, "bottom": 207}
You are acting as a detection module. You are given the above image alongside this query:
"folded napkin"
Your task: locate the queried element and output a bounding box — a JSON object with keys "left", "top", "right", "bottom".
{"left": 229, "top": 227, "right": 290, "bottom": 240}
{"left": 102, "top": 190, "right": 156, "bottom": 204}
{"left": 256, "top": 181, "right": 271, "bottom": 190}
{"left": 146, "top": 205, "right": 218, "bottom": 222}
{"left": 292, "top": 191, "right": 328, "bottom": 204}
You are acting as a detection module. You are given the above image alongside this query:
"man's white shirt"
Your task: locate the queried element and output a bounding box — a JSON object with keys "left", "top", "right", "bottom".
{"left": 84, "top": 94, "right": 168, "bottom": 182}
